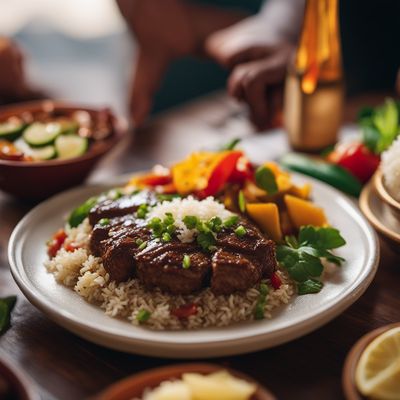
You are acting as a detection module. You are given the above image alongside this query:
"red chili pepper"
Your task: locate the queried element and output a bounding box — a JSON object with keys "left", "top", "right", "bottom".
{"left": 47, "top": 229, "right": 67, "bottom": 258}
{"left": 229, "top": 157, "right": 254, "bottom": 184}
{"left": 171, "top": 303, "right": 198, "bottom": 319}
{"left": 328, "top": 142, "right": 380, "bottom": 183}
{"left": 270, "top": 272, "right": 282, "bottom": 289}
{"left": 63, "top": 242, "right": 80, "bottom": 252}
{"left": 139, "top": 173, "right": 172, "bottom": 187}
{"left": 197, "top": 151, "right": 243, "bottom": 198}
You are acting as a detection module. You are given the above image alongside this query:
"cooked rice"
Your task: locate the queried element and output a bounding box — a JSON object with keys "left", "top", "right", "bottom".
{"left": 382, "top": 136, "right": 400, "bottom": 202}
{"left": 45, "top": 219, "right": 295, "bottom": 330}
{"left": 147, "top": 196, "right": 233, "bottom": 243}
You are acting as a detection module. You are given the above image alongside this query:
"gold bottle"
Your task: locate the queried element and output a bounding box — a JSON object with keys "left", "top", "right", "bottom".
{"left": 284, "top": 0, "right": 343, "bottom": 152}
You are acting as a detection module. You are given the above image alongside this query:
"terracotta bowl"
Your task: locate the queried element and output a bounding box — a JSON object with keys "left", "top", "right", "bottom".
{"left": 0, "top": 355, "right": 40, "bottom": 400}
{"left": 374, "top": 169, "right": 400, "bottom": 220}
{"left": 0, "top": 101, "right": 127, "bottom": 201}
{"left": 95, "top": 363, "right": 276, "bottom": 400}
{"left": 342, "top": 322, "right": 400, "bottom": 400}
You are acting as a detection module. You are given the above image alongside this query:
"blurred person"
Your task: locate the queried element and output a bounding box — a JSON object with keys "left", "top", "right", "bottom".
{"left": 117, "top": 0, "right": 304, "bottom": 130}
{"left": 0, "top": 37, "right": 39, "bottom": 105}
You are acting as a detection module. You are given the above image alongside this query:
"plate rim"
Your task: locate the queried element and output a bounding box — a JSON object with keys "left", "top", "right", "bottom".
{"left": 8, "top": 174, "right": 380, "bottom": 357}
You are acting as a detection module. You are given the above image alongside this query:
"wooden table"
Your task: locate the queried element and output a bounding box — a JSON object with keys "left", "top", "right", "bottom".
{"left": 1, "top": 92, "right": 399, "bottom": 400}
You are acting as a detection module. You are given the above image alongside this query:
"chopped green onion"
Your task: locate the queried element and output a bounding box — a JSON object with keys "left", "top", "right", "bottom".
{"left": 234, "top": 225, "right": 247, "bottom": 237}
{"left": 182, "top": 254, "right": 191, "bottom": 269}
{"left": 162, "top": 232, "right": 172, "bottom": 242}
{"left": 224, "top": 215, "right": 239, "bottom": 228}
{"left": 254, "top": 283, "right": 269, "bottom": 320}
{"left": 136, "top": 238, "right": 144, "bottom": 246}
{"left": 238, "top": 190, "right": 246, "bottom": 213}
{"left": 136, "top": 204, "right": 149, "bottom": 219}
{"left": 157, "top": 193, "right": 181, "bottom": 202}
{"left": 136, "top": 309, "right": 151, "bottom": 323}
{"left": 183, "top": 215, "right": 199, "bottom": 229}
{"left": 99, "top": 218, "right": 110, "bottom": 226}
{"left": 163, "top": 212, "right": 174, "bottom": 226}
{"left": 259, "top": 283, "right": 269, "bottom": 296}
{"left": 138, "top": 241, "right": 148, "bottom": 250}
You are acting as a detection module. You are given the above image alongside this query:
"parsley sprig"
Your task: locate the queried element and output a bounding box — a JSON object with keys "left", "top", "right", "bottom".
{"left": 277, "top": 226, "right": 346, "bottom": 295}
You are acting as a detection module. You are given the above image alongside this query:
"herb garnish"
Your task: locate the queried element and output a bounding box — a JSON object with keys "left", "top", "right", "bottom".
{"left": 99, "top": 218, "right": 110, "bottom": 226}
{"left": 220, "top": 138, "right": 241, "bottom": 151}
{"left": 255, "top": 166, "right": 278, "bottom": 194}
{"left": 238, "top": 190, "right": 246, "bottom": 213}
{"left": 277, "top": 226, "right": 346, "bottom": 295}
{"left": 136, "top": 309, "right": 151, "bottom": 323}
{"left": 182, "top": 254, "right": 191, "bottom": 269}
{"left": 234, "top": 225, "right": 247, "bottom": 237}
{"left": 0, "top": 296, "right": 17, "bottom": 335}
{"left": 68, "top": 196, "right": 98, "bottom": 227}
{"left": 136, "top": 204, "right": 149, "bottom": 219}
{"left": 254, "top": 283, "right": 269, "bottom": 320}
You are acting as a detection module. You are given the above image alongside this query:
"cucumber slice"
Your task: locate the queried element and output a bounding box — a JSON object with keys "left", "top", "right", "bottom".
{"left": 23, "top": 122, "right": 62, "bottom": 147}
{"left": 30, "top": 145, "right": 56, "bottom": 161}
{"left": 55, "top": 134, "right": 88, "bottom": 159}
{"left": 0, "top": 120, "right": 25, "bottom": 141}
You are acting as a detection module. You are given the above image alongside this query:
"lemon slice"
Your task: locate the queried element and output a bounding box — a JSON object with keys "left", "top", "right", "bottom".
{"left": 355, "top": 326, "right": 400, "bottom": 399}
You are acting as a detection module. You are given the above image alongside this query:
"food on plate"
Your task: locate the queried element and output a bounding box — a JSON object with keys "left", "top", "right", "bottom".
{"left": 381, "top": 137, "right": 400, "bottom": 203}
{"left": 45, "top": 147, "right": 346, "bottom": 330}
{"left": 138, "top": 370, "right": 256, "bottom": 400}
{"left": 0, "top": 296, "right": 16, "bottom": 335}
{"left": 281, "top": 98, "right": 400, "bottom": 194}
{"left": 0, "top": 105, "right": 114, "bottom": 161}
{"left": 355, "top": 326, "right": 400, "bottom": 399}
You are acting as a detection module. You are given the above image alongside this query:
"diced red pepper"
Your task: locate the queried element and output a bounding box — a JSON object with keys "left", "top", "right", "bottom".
{"left": 270, "top": 272, "right": 282, "bottom": 289}
{"left": 47, "top": 229, "right": 67, "bottom": 258}
{"left": 197, "top": 151, "right": 243, "bottom": 198}
{"left": 327, "top": 142, "right": 380, "bottom": 183}
{"left": 63, "top": 242, "right": 80, "bottom": 252}
{"left": 171, "top": 303, "right": 198, "bottom": 319}
{"left": 229, "top": 157, "right": 254, "bottom": 184}
{"left": 138, "top": 173, "right": 172, "bottom": 187}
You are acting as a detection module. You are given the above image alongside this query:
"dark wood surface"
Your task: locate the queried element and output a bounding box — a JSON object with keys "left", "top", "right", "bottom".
{"left": 1, "top": 92, "right": 399, "bottom": 400}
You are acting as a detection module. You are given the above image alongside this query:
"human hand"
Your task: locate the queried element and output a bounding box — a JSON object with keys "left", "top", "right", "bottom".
{"left": 117, "top": 0, "right": 245, "bottom": 126}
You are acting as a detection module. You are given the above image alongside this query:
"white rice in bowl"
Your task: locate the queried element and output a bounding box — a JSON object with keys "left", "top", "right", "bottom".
{"left": 382, "top": 136, "right": 400, "bottom": 202}
{"left": 44, "top": 219, "right": 295, "bottom": 330}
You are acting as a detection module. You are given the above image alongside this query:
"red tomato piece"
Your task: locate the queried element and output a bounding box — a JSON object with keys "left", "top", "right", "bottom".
{"left": 270, "top": 272, "right": 282, "bottom": 289}
{"left": 229, "top": 156, "right": 254, "bottom": 184}
{"left": 329, "top": 142, "right": 380, "bottom": 183}
{"left": 171, "top": 303, "right": 198, "bottom": 319}
{"left": 63, "top": 243, "right": 80, "bottom": 252}
{"left": 47, "top": 229, "right": 67, "bottom": 258}
{"left": 198, "top": 151, "right": 243, "bottom": 198}
{"left": 139, "top": 174, "right": 172, "bottom": 187}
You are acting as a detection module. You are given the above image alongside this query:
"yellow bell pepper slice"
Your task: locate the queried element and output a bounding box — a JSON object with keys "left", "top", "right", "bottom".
{"left": 246, "top": 203, "right": 282, "bottom": 242}
{"left": 284, "top": 194, "right": 328, "bottom": 229}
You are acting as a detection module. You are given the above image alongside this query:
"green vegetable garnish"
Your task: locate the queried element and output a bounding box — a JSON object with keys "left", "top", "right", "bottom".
{"left": 234, "top": 225, "right": 247, "bottom": 237}
{"left": 255, "top": 166, "right": 278, "bottom": 194}
{"left": 220, "top": 138, "right": 241, "bottom": 151}
{"left": 0, "top": 296, "right": 17, "bottom": 335}
{"left": 138, "top": 241, "right": 148, "bottom": 250}
{"left": 136, "top": 309, "right": 151, "bottom": 323}
{"left": 358, "top": 98, "right": 400, "bottom": 154}
{"left": 136, "top": 238, "right": 144, "bottom": 246}
{"left": 238, "top": 190, "right": 246, "bottom": 213}
{"left": 254, "top": 283, "right": 269, "bottom": 320}
{"left": 183, "top": 215, "right": 199, "bottom": 230}
{"left": 277, "top": 225, "right": 346, "bottom": 295}
{"left": 162, "top": 232, "right": 171, "bottom": 242}
{"left": 182, "top": 254, "right": 191, "bottom": 269}
{"left": 136, "top": 204, "right": 149, "bottom": 219}
{"left": 157, "top": 193, "right": 181, "bottom": 202}
{"left": 224, "top": 215, "right": 239, "bottom": 228}
{"left": 68, "top": 196, "right": 98, "bottom": 228}
{"left": 99, "top": 218, "right": 110, "bottom": 226}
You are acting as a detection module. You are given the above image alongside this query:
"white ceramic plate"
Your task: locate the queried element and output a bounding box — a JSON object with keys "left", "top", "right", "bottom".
{"left": 8, "top": 174, "right": 379, "bottom": 358}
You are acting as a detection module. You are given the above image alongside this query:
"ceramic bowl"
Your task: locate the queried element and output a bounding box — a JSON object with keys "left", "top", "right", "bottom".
{"left": 342, "top": 322, "right": 400, "bottom": 400}
{"left": 0, "top": 355, "right": 40, "bottom": 400}
{"left": 95, "top": 363, "right": 276, "bottom": 400}
{"left": 0, "top": 100, "right": 127, "bottom": 201}
{"left": 374, "top": 169, "right": 400, "bottom": 220}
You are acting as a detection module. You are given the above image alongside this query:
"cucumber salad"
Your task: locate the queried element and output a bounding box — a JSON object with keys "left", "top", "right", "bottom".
{"left": 0, "top": 107, "right": 114, "bottom": 162}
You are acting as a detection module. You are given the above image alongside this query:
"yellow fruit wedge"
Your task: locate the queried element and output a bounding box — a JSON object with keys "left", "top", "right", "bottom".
{"left": 284, "top": 194, "right": 328, "bottom": 228}
{"left": 246, "top": 203, "right": 282, "bottom": 242}
{"left": 355, "top": 327, "right": 400, "bottom": 400}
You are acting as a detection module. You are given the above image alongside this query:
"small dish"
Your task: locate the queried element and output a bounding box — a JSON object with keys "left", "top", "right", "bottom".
{"left": 373, "top": 169, "right": 400, "bottom": 220}
{"left": 359, "top": 181, "right": 400, "bottom": 247}
{"left": 0, "top": 100, "right": 127, "bottom": 200}
{"left": 0, "top": 354, "right": 40, "bottom": 400}
{"left": 342, "top": 322, "right": 400, "bottom": 400}
{"left": 95, "top": 363, "right": 276, "bottom": 400}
